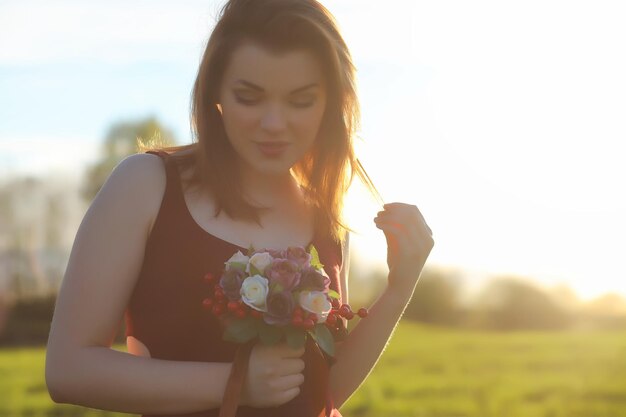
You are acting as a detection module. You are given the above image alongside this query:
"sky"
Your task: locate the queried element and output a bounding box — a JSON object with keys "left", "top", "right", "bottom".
{"left": 1, "top": 0, "right": 625, "bottom": 301}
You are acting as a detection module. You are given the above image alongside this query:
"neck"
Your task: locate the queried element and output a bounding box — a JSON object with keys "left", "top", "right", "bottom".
{"left": 238, "top": 164, "right": 301, "bottom": 209}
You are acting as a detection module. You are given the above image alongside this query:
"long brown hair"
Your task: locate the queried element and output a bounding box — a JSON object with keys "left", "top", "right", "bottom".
{"left": 145, "top": 0, "right": 381, "bottom": 242}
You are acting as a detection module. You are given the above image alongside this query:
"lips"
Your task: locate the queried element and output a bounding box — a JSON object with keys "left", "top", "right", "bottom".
{"left": 255, "top": 141, "right": 289, "bottom": 157}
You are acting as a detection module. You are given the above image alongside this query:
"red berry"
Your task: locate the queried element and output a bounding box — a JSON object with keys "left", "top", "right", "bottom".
{"left": 358, "top": 308, "right": 369, "bottom": 318}
{"left": 326, "top": 314, "right": 337, "bottom": 326}
{"left": 293, "top": 307, "right": 304, "bottom": 317}
{"left": 235, "top": 309, "right": 247, "bottom": 318}
{"left": 303, "top": 319, "right": 315, "bottom": 330}
{"left": 344, "top": 311, "right": 354, "bottom": 320}
{"left": 202, "top": 298, "right": 214, "bottom": 309}
{"left": 339, "top": 305, "right": 351, "bottom": 317}
{"left": 227, "top": 300, "right": 239, "bottom": 312}
{"left": 204, "top": 273, "right": 215, "bottom": 283}
{"left": 212, "top": 304, "right": 224, "bottom": 316}
{"left": 292, "top": 316, "right": 304, "bottom": 327}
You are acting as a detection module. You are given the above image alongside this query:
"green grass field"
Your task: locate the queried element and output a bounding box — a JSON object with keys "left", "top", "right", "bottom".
{"left": 2, "top": 322, "right": 626, "bottom": 417}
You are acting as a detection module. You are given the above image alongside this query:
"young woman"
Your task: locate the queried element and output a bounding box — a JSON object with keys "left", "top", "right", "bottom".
{"left": 45, "top": 1, "right": 434, "bottom": 416}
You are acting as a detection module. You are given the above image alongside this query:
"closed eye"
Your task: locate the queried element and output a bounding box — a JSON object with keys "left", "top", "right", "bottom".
{"left": 292, "top": 101, "right": 314, "bottom": 108}
{"left": 235, "top": 97, "right": 258, "bottom": 105}
{"left": 292, "top": 94, "right": 316, "bottom": 108}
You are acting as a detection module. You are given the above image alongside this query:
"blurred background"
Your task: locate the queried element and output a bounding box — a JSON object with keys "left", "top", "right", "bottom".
{"left": 1, "top": 0, "right": 625, "bottom": 416}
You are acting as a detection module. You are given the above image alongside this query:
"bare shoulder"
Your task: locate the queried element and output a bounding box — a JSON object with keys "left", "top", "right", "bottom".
{"left": 105, "top": 153, "right": 166, "bottom": 199}
{"left": 46, "top": 152, "right": 168, "bottom": 352}
{"left": 97, "top": 153, "right": 167, "bottom": 237}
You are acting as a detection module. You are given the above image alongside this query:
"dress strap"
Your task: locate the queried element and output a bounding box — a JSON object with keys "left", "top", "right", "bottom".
{"left": 144, "top": 150, "right": 188, "bottom": 216}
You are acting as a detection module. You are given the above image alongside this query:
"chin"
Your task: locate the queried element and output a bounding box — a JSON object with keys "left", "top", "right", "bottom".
{"left": 244, "top": 159, "right": 295, "bottom": 177}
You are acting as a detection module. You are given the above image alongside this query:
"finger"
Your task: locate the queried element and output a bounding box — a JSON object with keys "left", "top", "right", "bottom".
{"left": 377, "top": 206, "right": 432, "bottom": 238}
{"left": 382, "top": 202, "right": 417, "bottom": 215}
{"left": 272, "top": 373, "right": 305, "bottom": 391}
{"left": 378, "top": 205, "right": 416, "bottom": 225}
{"left": 277, "top": 358, "right": 305, "bottom": 376}
{"left": 408, "top": 206, "right": 432, "bottom": 236}
{"left": 374, "top": 219, "right": 411, "bottom": 249}
{"left": 377, "top": 221, "right": 399, "bottom": 261}
{"left": 383, "top": 202, "right": 424, "bottom": 220}
{"left": 277, "top": 386, "right": 301, "bottom": 405}
{"left": 407, "top": 207, "right": 432, "bottom": 237}
{"left": 376, "top": 216, "right": 432, "bottom": 252}
{"left": 424, "top": 222, "right": 433, "bottom": 237}
{"left": 374, "top": 216, "right": 409, "bottom": 235}
{"left": 376, "top": 218, "right": 430, "bottom": 259}
{"left": 280, "top": 343, "right": 305, "bottom": 358}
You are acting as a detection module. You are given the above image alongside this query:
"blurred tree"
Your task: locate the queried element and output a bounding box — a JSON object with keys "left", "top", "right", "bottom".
{"left": 470, "top": 276, "right": 572, "bottom": 330}
{"left": 80, "top": 116, "right": 177, "bottom": 201}
{"left": 403, "top": 266, "right": 464, "bottom": 326}
{"left": 584, "top": 293, "right": 626, "bottom": 316}
{"left": 576, "top": 293, "right": 626, "bottom": 329}
{"left": 0, "top": 185, "right": 14, "bottom": 250}
{"left": 547, "top": 284, "right": 582, "bottom": 313}
{"left": 44, "top": 193, "right": 64, "bottom": 249}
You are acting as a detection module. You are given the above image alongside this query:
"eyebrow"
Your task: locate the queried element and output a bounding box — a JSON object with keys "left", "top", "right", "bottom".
{"left": 234, "top": 79, "right": 320, "bottom": 94}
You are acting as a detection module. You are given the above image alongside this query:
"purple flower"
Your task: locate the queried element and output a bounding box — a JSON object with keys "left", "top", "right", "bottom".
{"left": 264, "top": 291, "right": 295, "bottom": 326}
{"left": 285, "top": 246, "right": 312, "bottom": 268}
{"left": 297, "top": 267, "right": 330, "bottom": 292}
{"left": 266, "top": 248, "right": 286, "bottom": 259}
{"left": 219, "top": 268, "right": 245, "bottom": 301}
{"left": 267, "top": 259, "right": 301, "bottom": 291}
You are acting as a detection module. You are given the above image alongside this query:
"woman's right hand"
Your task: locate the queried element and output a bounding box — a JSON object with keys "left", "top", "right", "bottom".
{"left": 240, "top": 342, "right": 305, "bottom": 408}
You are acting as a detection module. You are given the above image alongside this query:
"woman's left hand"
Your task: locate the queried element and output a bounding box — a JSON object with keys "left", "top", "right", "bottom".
{"left": 374, "top": 202, "right": 434, "bottom": 293}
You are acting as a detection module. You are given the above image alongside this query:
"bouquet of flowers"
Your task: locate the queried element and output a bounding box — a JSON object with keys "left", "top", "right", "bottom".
{"left": 201, "top": 245, "right": 367, "bottom": 358}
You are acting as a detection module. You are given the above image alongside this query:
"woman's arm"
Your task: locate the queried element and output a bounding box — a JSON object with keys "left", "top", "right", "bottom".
{"left": 329, "top": 203, "right": 434, "bottom": 409}
{"left": 45, "top": 154, "right": 231, "bottom": 414}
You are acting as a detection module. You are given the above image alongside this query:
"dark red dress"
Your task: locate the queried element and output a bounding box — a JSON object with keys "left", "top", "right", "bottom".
{"left": 124, "top": 150, "right": 344, "bottom": 417}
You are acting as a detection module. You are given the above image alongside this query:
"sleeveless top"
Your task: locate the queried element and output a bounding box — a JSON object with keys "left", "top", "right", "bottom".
{"left": 124, "top": 150, "right": 345, "bottom": 417}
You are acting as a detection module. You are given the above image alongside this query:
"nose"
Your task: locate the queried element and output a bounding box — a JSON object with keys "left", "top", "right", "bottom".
{"left": 260, "top": 103, "right": 287, "bottom": 134}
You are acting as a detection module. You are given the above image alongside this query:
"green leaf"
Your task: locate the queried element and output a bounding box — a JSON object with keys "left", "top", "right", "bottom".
{"left": 223, "top": 317, "right": 259, "bottom": 343}
{"left": 249, "top": 264, "right": 262, "bottom": 277}
{"left": 229, "top": 262, "right": 247, "bottom": 272}
{"left": 258, "top": 322, "right": 283, "bottom": 345}
{"left": 310, "top": 324, "right": 335, "bottom": 357}
{"left": 309, "top": 245, "right": 324, "bottom": 270}
{"left": 285, "top": 326, "right": 306, "bottom": 350}
{"left": 327, "top": 289, "right": 340, "bottom": 300}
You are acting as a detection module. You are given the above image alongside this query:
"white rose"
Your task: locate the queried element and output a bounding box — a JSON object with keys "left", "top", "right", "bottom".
{"left": 240, "top": 275, "right": 269, "bottom": 312}
{"left": 225, "top": 250, "right": 249, "bottom": 271}
{"left": 299, "top": 291, "right": 332, "bottom": 323}
{"left": 246, "top": 252, "right": 273, "bottom": 274}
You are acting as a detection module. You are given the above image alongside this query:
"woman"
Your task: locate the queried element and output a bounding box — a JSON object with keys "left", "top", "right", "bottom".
{"left": 45, "top": 0, "right": 434, "bottom": 416}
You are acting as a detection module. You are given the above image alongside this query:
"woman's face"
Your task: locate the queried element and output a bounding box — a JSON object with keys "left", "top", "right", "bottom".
{"left": 218, "top": 41, "right": 327, "bottom": 177}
